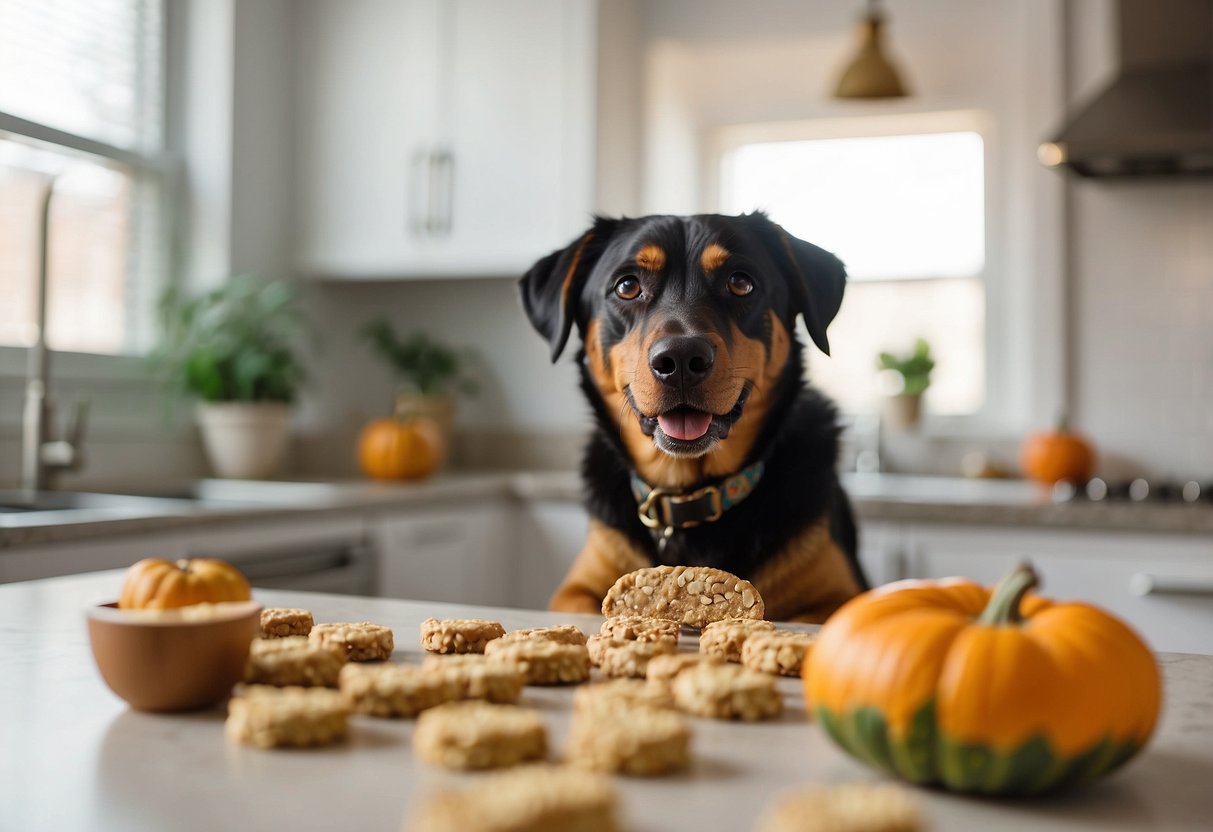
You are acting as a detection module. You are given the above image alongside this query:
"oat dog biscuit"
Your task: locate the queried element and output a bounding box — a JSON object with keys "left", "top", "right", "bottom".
{"left": 495, "top": 624, "right": 587, "bottom": 647}
{"left": 338, "top": 663, "right": 461, "bottom": 717}
{"left": 309, "top": 622, "right": 394, "bottom": 661}
{"left": 671, "top": 662, "right": 782, "bottom": 721}
{"left": 699, "top": 618, "right": 777, "bottom": 662}
{"left": 244, "top": 636, "right": 346, "bottom": 687}
{"left": 741, "top": 630, "right": 818, "bottom": 677}
{"left": 566, "top": 706, "right": 691, "bottom": 776}
{"left": 588, "top": 637, "right": 677, "bottom": 678}
{"left": 225, "top": 685, "right": 349, "bottom": 749}
{"left": 574, "top": 679, "right": 676, "bottom": 715}
{"left": 645, "top": 653, "right": 722, "bottom": 685}
{"left": 598, "top": 616, "right": 681, "bottom": 644}
{"left": 413, "top": 701, "right": 547, "bottom": 770}
{"left": 421, "top": 618, "right": 506, "bottom": 654}
{"left": 408, "top": 764, "right": 619, "bottom": 832}
{"left": 259, "top": 607, "right": 314, "bottom": 638}
{"left": 602, "top": 565, "right": 765, "bottom": 628}
{"left": 422, "top": 654, "right": 525, "bottom": 704}
{"left": 486, "top": 640, "right": 591, "bottom": 685}
{"left": 755, "top": 783, "right": 924, "bottom": 832}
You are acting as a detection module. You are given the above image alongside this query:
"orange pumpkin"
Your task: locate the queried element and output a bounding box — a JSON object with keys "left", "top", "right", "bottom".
{"left": 119, "top": 558, "right": 252, "bottom": 610}
{"left": 357, "top": 416, "right": 442, "bottom": 480}
{"left": 1021, "top": 426, "right": 1095, "bottom": 484}
{"left": 805, "top": 564, "right": 1161, "bottom": 794}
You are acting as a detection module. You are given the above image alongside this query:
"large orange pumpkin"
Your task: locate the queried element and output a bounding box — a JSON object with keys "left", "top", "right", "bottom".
{"left": 1020, "top": 427, "right": 1095, "bottom": 485}
{"left": 119, "top": 558, "right": 252, "bottom": 610}
{"left": 805, "top": 564, "right": 1160, "bottom": 795}
{"left": 357, "top": 416, "right": 442, "bottom": 480}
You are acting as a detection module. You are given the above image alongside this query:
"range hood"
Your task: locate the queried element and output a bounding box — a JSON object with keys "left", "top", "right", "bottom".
{"left": 1039, "top": 0, "right": 1213, "bottom": 178}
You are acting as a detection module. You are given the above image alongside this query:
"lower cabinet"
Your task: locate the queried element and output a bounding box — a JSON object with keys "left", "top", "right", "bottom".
{"left": 513, "top": 500, "right": 589, "bottom": 610}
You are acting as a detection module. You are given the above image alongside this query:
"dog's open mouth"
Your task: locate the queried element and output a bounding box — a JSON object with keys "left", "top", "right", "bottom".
{"left": 627, "top": 386, "right": 751, "bottom": 458}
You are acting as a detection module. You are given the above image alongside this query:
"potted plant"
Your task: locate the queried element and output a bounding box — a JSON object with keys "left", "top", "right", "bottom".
{"left": 153, "top": 277, "right": 307, "bottom": 479}
{"left": 876, "top": 338, "right": 934, "bottom": 431}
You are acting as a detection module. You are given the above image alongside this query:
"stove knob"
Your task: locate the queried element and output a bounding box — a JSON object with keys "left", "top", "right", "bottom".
{"left": 1182, "top": 481, "right": 1202, "bottom": 503}
{"left": 1085, "top": 478, "right": 1109, "bottom": 501}
{"left": 1051, "top": 480, "right": 1077, "bottom": 503}
{"left": 1129, "top": 478, "right": 1151, "bottom": 502}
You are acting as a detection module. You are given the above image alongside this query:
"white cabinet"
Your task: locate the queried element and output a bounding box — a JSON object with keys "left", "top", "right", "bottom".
{"left": 0, "top": 531, "right": 187, "bottom": 584}
{"left": 514, "top": 499, "right": 589, "bottom": 610}
{"left": 295, "top": 0, "right": 597, "bottom": 279}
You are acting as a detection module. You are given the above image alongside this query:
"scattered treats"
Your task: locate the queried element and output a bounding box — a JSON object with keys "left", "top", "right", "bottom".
{"left": 741, "top": 631, "right": 818, "bottom": 677}
{"left": 494, "top": 624, "right": 588, "bottom": 647}
{"left": 645, "top": 653, "right": 723, "bottom": 685}
{"left": 602, "top": 565, "right": 765, "bottom": 629}
{"left": 598, "top": 616, "right": 681, "bottom": 644}
{"left": 421, "top": 654, "right": 525, "bottom": 704}
{"left": 699, "top": 618, "right": 777, "bottom": 662}
{"left": 486, "top": 640, "right": 591, "bottom": 686}
{"left": 671, "top": 662, "right": 783, "bottom": 721}
{"left": 408, "top": 764, "right": 619, "bottom": 832}
{"left": 413, "top": 701, "right": 548, "bottom": 770}
{"left": 309, "top": 622, "right": 394, "bottom": 662}
{"left": 259, "top": 607, "right": 314, "bottom": 638}
{"left": 244, "top": 636, "right": 346, "bottom": 688}
{"left": 754, "top": 783, "right": 924, "bottom": 832}
{"left": 566, "top": 705, "right": 691, "bottom": 776}
{"left": 225, "top": 685, "right": 349, "bottom": 749}
{"left": 573, "top": 679, "right": 676, "bottom": 715}
{"left": 421, "top": 618, "right": 506, "bottom": 655}
{"left": 587, "top": 636, "right": 677, "bottom": 678}
{"left": 338, "top": 663, "right": 461, "bottom": 717}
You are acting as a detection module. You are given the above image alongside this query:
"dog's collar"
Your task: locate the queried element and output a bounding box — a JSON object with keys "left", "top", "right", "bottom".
{"left": 629, "top": 461, "right": 766, "bottom": 539}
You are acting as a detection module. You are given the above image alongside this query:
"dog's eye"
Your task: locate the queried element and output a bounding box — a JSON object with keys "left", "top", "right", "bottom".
{"left": 613, "top": 275, "right": 641, "bottom": 300}
{"left": 727, "top": 272, "right": 755, "bottom": 297}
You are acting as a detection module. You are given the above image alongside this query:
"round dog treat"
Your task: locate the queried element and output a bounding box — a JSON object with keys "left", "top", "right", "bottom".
{"left": 413, "top": 701, "right": 548, "bottom": 770}
{"left": 259, "top": 607, "right": 314, "bottom": 638}
{"left": 408, "top": 764, "right": 619, "bottom": 832}
{"left": 602, "top": 565, "right": 765, "bottom": 629}
{"left": 754, "top": 783, "right": 924, "bottom": 832}
{"left": 573, "top": 679, "right": 676, "bottom": 715}
{"left": 566, "top": 706, "right": 691, "bottom": 776}
{"left": 645, "top": 653, "right": 723, "bottom": 685}
{"left": 244, "top": 636, "right": 346, "bottom": 687}
{"left": 422, "top": 654, "right": 525, "bottom": 704}
{"left": 699, "top": 618, "right": 777, "bottom": 662}
{"left": 671, "top": 662, "right": 782, "bottom": 721}
{"left": 494, "top": 624, "right": 587, "bottom": 647}
{"left": 421, "top": 617, "right": 506, "bottom": 654}
{"left": 338, "top": 663, "right": 461, "bottom": 717}
{"left": 598, "top": 616, "right": 681, "bottom": 644}
{"left": 225, "top": 685, "right": 349, "bottom": 749}
{"left": 309, "top": 622, "right": 394, "bottom": 662}
{"left": 486, "top": 640, "right": 591, "bottom": 686}
{"left": 589, "top": 637, "right": 677, "bottom": 678}
{"left": 741, "top": 631, "right": 818, "bottom": 677}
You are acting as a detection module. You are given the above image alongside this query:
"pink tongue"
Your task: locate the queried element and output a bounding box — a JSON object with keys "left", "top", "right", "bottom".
{"left": 657, "top": 410, "right": 713, "bottom": 441}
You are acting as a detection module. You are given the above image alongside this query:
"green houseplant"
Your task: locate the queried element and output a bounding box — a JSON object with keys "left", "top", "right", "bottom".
{"left": 876, "top": 338, "right": 935, "bottom": 431}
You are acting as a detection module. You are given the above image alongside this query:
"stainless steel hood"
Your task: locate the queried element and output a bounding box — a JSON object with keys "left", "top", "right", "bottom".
{"left": 1040, "top": 0, "right": 1213, "bottom": 178}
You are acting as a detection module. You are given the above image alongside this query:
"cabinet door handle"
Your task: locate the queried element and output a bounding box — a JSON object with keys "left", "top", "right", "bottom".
{"left": 430, "top": 147, "right": 454, "bottom": 237}
{"left": 1129, "top": 573, "right": 1213, "bottom": 597}
{"left": 408, "top": 148, "right": 432, "bottom": 238}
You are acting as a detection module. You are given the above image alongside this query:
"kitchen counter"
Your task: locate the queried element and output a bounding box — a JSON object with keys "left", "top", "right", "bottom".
{"left": 2, "top": 571, "right": 1211, "bottom": 832}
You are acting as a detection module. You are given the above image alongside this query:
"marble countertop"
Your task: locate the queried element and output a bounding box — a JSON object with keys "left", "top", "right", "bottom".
{"left": 2, "top": 571, "right": 1211, "bottom": 832}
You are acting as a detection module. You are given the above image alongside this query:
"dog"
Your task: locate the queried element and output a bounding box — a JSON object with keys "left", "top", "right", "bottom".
{"left": 519, "top": 212, "right": 867, "bottom": 623}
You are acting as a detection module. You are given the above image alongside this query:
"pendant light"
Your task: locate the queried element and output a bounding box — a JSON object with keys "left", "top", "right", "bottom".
{"left": 833, "top": 0, "right": 911, "bottom": 99}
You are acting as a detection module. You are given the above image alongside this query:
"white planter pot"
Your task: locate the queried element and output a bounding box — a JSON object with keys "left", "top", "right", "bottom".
{"left": 881, "top": 393, "right": 923, "bottom": 433}
{"left": 196, "top": 402, "right": 292, "bottom": 480}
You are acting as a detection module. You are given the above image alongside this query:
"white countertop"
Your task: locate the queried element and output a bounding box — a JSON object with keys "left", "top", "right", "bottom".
{"left": 2, "top": 571, "right": 1211, "bottom": 832}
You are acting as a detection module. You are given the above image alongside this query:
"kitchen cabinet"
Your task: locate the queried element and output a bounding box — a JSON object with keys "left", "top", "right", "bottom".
{"left": 295, "top": 0, "right": 597, "bottom": 279}
{"left": 513, "top": 498, "right": 589, "bottom": 609}
{"left": 0, "top": 531, "right": 186, "bottom": 584}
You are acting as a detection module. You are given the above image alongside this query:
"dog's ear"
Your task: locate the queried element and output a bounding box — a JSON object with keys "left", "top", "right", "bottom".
{"left": 519, "top": 218, "right": 616, "bottom": 362}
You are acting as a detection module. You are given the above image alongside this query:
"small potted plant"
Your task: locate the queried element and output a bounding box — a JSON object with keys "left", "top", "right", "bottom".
{"left": 876, "top": 338, "right": 934, "bottom": 431}
{"left": 153, "top": 276, "right": 307, "bottom": 479}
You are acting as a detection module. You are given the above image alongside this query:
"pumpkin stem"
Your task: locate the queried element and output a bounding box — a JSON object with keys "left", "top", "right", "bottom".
{"left": 977, "top": 562, "right": 1040, "bottom": 626}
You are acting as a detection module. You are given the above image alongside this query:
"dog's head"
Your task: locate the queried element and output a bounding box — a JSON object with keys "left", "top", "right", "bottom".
{"left": 520, "top": 213, "right": 845, "bottom": 483}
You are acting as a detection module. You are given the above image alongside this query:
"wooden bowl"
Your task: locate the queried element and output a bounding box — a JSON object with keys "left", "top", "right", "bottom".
{"left": 86, "top": 600, "right": 261, "bottom": 712}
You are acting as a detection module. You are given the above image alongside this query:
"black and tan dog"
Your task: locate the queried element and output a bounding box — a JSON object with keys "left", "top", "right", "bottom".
{"left": 520, "top": 212, "right": 866, "bottom": 623}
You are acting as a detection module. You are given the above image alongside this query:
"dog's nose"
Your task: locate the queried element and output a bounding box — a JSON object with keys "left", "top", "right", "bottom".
{"left": 649, "top": 336, "right": 715, "bottom": 388}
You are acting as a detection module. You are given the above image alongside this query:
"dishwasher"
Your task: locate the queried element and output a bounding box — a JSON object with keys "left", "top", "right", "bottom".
{"left": 197, "top": 537, "right": 375, "bottom": 596}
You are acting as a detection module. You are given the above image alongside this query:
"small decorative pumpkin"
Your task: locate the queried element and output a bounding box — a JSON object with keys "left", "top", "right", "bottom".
{"left": 805, "top": 564, "right": 1160, "bottom": 795}
{"left": 1020, "top": 420, "right": 1096, "bottom": 485}
{"left": 119, "top": 558, "right": 252, "bottom": 610}
{"left": 357, "top": 415, "right": 442, "bottom": 481}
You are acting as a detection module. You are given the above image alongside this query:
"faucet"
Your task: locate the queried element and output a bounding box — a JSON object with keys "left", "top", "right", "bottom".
{"left": 20, "top": 177, "right": 87, "bottom": 495}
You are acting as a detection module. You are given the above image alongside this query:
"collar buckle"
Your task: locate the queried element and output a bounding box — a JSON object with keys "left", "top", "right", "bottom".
{"left": 637, "top": 484, "right": 724, "bottom": 534}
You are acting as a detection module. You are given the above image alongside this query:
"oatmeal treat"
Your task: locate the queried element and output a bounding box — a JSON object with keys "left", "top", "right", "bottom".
{"left": 225, "top": 685, "right": 348, "bottom": 749}
{"left": 598, "top": 616, "right": 681, "bottom": 644}
{"left": 413, "top": 701, "right": 548, "bottom": 770}
{"left": 754, "top": 783, "right": 924, "bottom": 832}
{"left": 408, "top": 764, "right": 618, "bottom": 832}
{"left": 259, "top": 607, "right": 313, "bottom": 638}
{"left": 494, "top": 624, "right": 587, "bottom": 647}
{"left": 338, "top": 663, "right": 461, "bottom": 717}
{"left": 573, "top": 679, "right": 676, "bottom": 715}
{"left": 645, "top": 653, "right": 723, "bottom": 685}
{"left": 422, "top": 654, "right": 525, "bottom": 704}
{"left": 602, "top": 565, "right": 764, "bottom": 628}
{"left": 309, "top": 621, "right": 394, "bottom": 662}
{"left": 421, "top": 618, "right": 506, "bottom": 654}
{"left": 244, "top": 636, "right": 346, "bottom": 688}
{"left": 588, "top": 637, "right": 677, "bottom": 678}
{"left": 486, "top": 640, "right": 591, "bottom": 686}
{"left": 671, "top": 662, "right": 782, "bottom": 721}
{"left": 566, "top": 706, "right": 691, "bottom": 776}
{"left": 741, "top": 630, "right": 818, "bottom": 677}
{"left": 699, "top": 618, "right": 777, "bottom": 662}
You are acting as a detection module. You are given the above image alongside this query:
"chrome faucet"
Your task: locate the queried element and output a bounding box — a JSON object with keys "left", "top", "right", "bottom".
{"left": 21, "top": 177, "right": 87, "bottom": 495}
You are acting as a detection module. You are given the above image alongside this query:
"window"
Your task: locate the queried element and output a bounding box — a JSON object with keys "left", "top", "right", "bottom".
{"left": 717, "top": 114, "right": 988, "bottom": 417}
{"left": 0, "top": 0, "right": 166, "bottom": 356}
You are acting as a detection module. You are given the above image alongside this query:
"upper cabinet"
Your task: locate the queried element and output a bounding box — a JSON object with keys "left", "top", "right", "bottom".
{"left": 295, "top": 0, "right": 597, "bottom": 279}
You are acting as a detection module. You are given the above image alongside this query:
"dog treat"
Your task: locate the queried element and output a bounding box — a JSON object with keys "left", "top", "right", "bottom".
{"left": 408, "top": 764, "right": 619, "bottom": 832}
{"left": 754, "top": 783, "right": 924, "bottom": 832}
{"left": 699, "top": 618, "right": 777, "bottom": 663}
{"left": 670, "top": 662, "right": 783, "bottom": 721}
{"left": 422, "top": 654, "right": 525, "bottom": 704}
{"left": 587, "top": 636, "right": 677, "bottom": 678}
{"left": 645, "top": 653, "right": 723, "bottom": 685}
{"left": 225, "top": 685, "right": 349, "bottom": 749}
{"left": 602, "top": 565, "right": 765, "bottom": 628}
{"left": 338, "top": 663, "right": 461, "bottom": 717}
{"left": 573, "top": 679, "right": 676, "bottom": 715}
{"left": 486, "top": 640, "right": 591, "bottom": 686}
{"left": 598, "top": 615, "right": 681, "bottom": 644}
{"left": 244, "top": 636, "right": 346, "bottom": 688}
{"left": 741, "top": 631, "right": 818, "bottom": 677}
{"left": 413, "top": 701, "right": 548, "bottom": 770}
{"left": 566, "top": 706, "right": 691, "bottom": 776}
{"left": 259, "top": 607, "right": 314, "bottom": 638}
{"left": 494, "top": 624, "right": 588, "bottom": 647}
{"left": 421, "top": 617, "right": 506, "bottom": 654}
{"left": 309, "top": 622, "right": 394, "bottom": 662}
